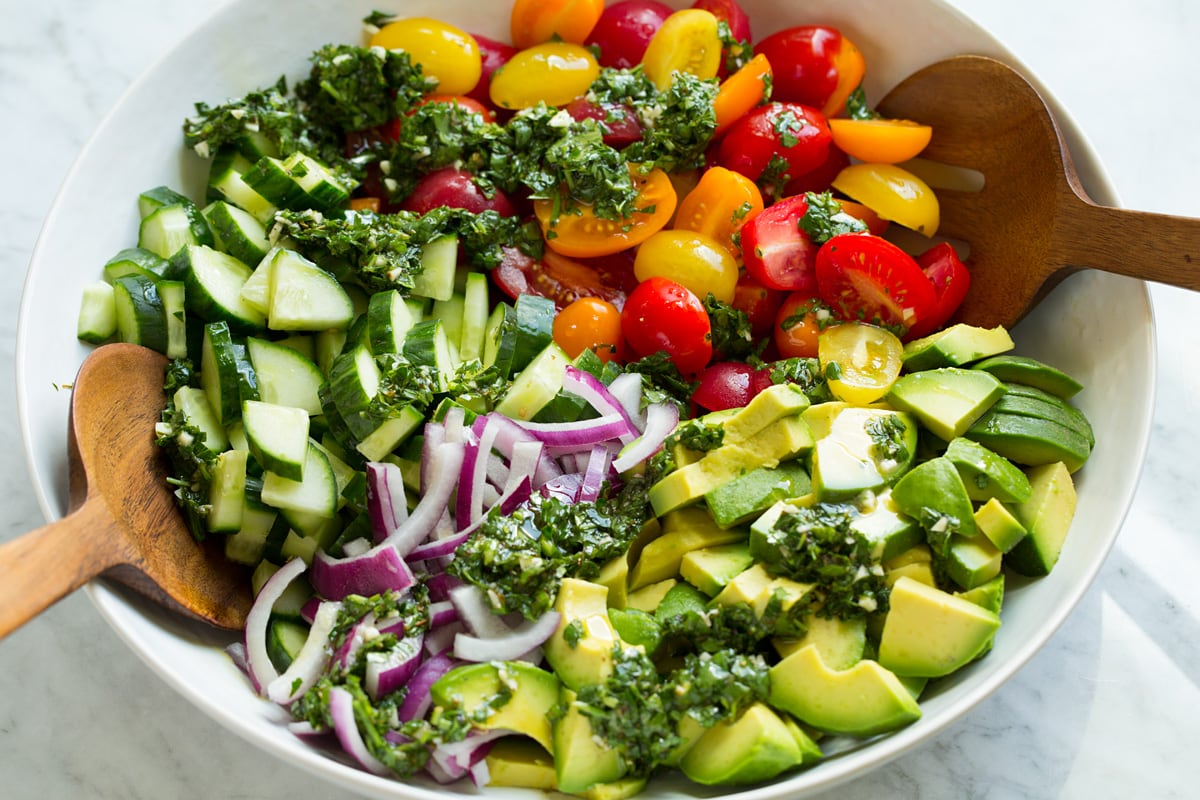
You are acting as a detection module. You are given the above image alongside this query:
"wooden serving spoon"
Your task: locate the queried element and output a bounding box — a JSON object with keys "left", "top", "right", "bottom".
{"left": 0, "top": 343, "right": 251, "bottom": 639}
{"left": 877, "top": 54, "right": 1200, "bottom": 329}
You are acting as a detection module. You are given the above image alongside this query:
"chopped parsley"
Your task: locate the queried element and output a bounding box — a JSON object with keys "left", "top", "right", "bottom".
{"left": 866, "top": 412, "right": 911, "bottom": 465}
{"left": 704, "top": 293, "right": 762, "bottom": 360}
{"left": 156, "top": 359, "right": 218, "bottom": 541}
{"left": 798, "top": 190, "right": 868, "bottom": 244}
{"left": 768, "top": 356, "right": 834, "bottom": 403}
{"left": 618, "top": 351, "right": 699, "bottom": 414}
{"left": 845, "top": 85, "right": 880, "bottom": 120}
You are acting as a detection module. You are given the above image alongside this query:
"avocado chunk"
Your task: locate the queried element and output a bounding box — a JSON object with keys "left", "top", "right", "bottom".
{"left": 577, "top": 777, "right": 649, "bottom": 800}
{"left": 608, "top": 607, "right": 663, "bottom": 653}
{"left": 679, "top": 703, "right": 806, "bottom": 785}
{"left": 624, "top": 579, "right": 677, "bottom": 613}
{"left": 944, "top": 533, "right": 1003, "bottom": 590}
{"left": 877, "top": 576, "right": 1001, "bottom": 678}
{"left": 973, "top": 497, "right": 1028, "bottom": 553}
{"left": 544, "top": 578, "right": 621, "bottom": 691}
{"left": 890, "top": 457, "right": 978, "bottom": 552}
{"left": 971, "top": 354, "right": 1083, "bottom": 399}
{"left": 993, "top": 382, "right": 1095, "bottom": 446}
{"left": 774, "top": 612, "right": 867, "bottom": 670}
{"left": 902, "top": 323, "right": 1014, "bottom": 371}
{"left": 704, "top": 461, "right": 812, "bottom": 528}
{"left": 679, "top": 541, "right": 755, "bottom": 597}
{"left": 711, "top": 563, "right": 814, "bottom": 617}
{"left": 956, "top": 573, "right": 1006, "bottom": 614}
{"left": 722, "top": 382, "right": 811, "bottom": 443}
{"left": 809, "top": 407, "right": 918, "bottom": 502}
{"left": 430, "top": 661, "right": 560, "bottom": 751}
{"left": 883, "top": 543, "right": 938, "bottom": 589}
{"left": 965, "top": 409, "right": 1091, "bottom": 472}
{"left": 628, "top": 507, "right": 746, "bottom": 590}
{"left": 850, "top": 490, "right": 923, "bottom": 563}
{"left": 886, "top": 367, "right": 1005, "bottom": 442}
{"left": 1005, "top": 461, "right": 1077, "bottom": 576}
{"left": 553, "top": 688, "right": 626, "bottom": 794}
{"left": 767, "top": 644, "right": 922, "bottom": 736}
{"left": 944, "top": 437, "right": 1033, "bottom": 504}
{"left": 484, "top": 738, "right": 557, "bottom": 790}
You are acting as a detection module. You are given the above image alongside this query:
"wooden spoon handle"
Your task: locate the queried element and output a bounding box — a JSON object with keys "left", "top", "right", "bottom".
{"left": 0, "top": 499, "right": 125, "bottom": 639}
{"left": 1055, "top": 199, "right": 1200, "bottom": 290}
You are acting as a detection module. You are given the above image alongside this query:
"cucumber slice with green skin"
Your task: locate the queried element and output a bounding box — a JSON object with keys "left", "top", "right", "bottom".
{"left": 366, "top": 289, "right": 417, "bottom": 354}
{"left": 138, "top": 203, "right": 214, "bottom": 259}
{"left": 354, "top": 405, "right": 424, "bottom": 462}
{"left": 267, "top": 249, "right": 354, "bottom": 331}
{"left": 494, "top": 341, "right": 570, "bottom": 421}
{"left": 238, "top": 246, "right": 278, "bottom": 315}
{"left": 431, "top": 293, "right": 466, "bottom": 360}
{"left": 172, "top": 386, "right": 229, "bottom": 452}
{"left": 260, "top": 441, "right": 338, "bottom": 518}
{"left": 459, "top": 272, "right": 490, "bottom": 363}
{"left": 103, "top": 247, "right": 169, "bottom": 283}
{"left": 411, "top": 234, "right": 458, "bottom": 301}
{"left": 266, "top": 617, "right": 310, "bottom": 672}
{"left": 246, "top": 337, "right": 324, "bottom": 415}
{"left": 235, "top": 129, "right": 279, "bottom": 162}
{"left": 203, "top": 200, "right": 272, "bottom": 266}
{"left": 167, "top": 244, "right": 266, "bottom": 332}
{"left": 482, "top": 302, "right": 517, "bottom": 378}
{"left": 208, "top": 147, "right": 278, "bottom": 224}
{"left": 112, "top": 274, "right": 168, "bottom": 353}
{"left": 315, "top": 328, "right": 349, "bottom": 376}
{"left": 328, "top": 345, "right": 383, "bottom": 441}
{"left": 208, "top": 448, "right": 249, "bottom": 533}
{"left": 77, "top": 281, "right": 117, "bottom": 345}
{"left": 242, "top": 151, "right": 351, "bottom": 212}
{"left": 243, "top": 400, "right": 311, "bottom": 482}
{"left": 200, "top": 321, "right": 259, "bottom": 425}
{"left": 223, "top": 502, "right": 277, "bottom": 566}
{"left": 158, "top": 279, "right": 189, "bottom": 359}
{"left": 138, "top": 186, "right": 194, "bottom": 217}
{"left": 403, "top": 319, "right": 457, "bottom": 392}
{"left": 511, "top": 293, "right": 556, "bottom": 373}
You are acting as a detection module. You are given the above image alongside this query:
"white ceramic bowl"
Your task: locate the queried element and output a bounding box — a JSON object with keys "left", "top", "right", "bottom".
{"left": 16, "top": 1, "right": 1154, "bottom": 798}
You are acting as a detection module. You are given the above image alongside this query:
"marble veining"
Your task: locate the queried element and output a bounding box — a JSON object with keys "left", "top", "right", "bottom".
{"left": 2, "top": 0, "right": 1198, "bottom": 797}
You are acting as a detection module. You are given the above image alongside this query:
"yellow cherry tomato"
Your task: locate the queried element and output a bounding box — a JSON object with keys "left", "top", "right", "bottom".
{"left": 634, "top": 229, "right": 739, "bottom": 305}
{"left": 641, "top": 9, "right": 723, "bottom": 91}
{"left": 828, "top": 118, "right": 933, "bottom": 164}
{"left": 818, "top": 321, "right": 904, "bottom": 406}
{"left": 552, "top": 297, "right": 624, "bottom": 362}
{"left": 369, "top": 17, "right": 481, "bottom": 96}
{"left": 831, "top": 163, "right": 940, "bottom": 236}
{"left": 489, "top": 42, "right": 601, "bottom": 109}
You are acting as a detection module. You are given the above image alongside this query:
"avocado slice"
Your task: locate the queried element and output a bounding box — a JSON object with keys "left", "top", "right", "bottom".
{"left": 767, "top": 644, "right": 922, "bottom": 736}
{"left": 850, "top": 489, "right": 924, "bottom": 563}
{"left": 773, "top": 613, "right": 868, "bottom": 671}
{"left": 877, "top": 576, "right": 1001, "bottom": 678}
{"left": 901, "top": 322, "right": 1014, "bottom": 371}
{"left": 891, "top": 457, "right": 978, "bottom": 550}
{"left": 993, "top": 382, "right": 1095, "bottom": 446}
{"left": 971, "top": 354, "right": 1083, "bottom": 399}
{"left": 704, "top": 461, "right": 812, "bottom": 529}
{"left": 808, "top": 407, "right": 919, "bottom": 502}
{"left": 943, "top": 533, "right": 1003, "bottom": 590}
{"left": 680, "top": 703, "right": 806, "bottom": 785}
{"left": 1005, "top": 461, "right": 1077, "bottom": 576}
{"left": 553, "top": 688, "right": 626, "bottom": 794}
{"left": 886, "top": 367, "right": 1005, "bottom": 442}
{"left": 628, "top": 507, "right": 746, "bottom": 590}
{"left": 484, "top": 738, "right": 557, "bottom": 790}
{"left": 965, "top": 410, "right": 1091, "bottom": 472}
{"left": 679, "top": 541, "right": 756, "bottom": 597}
{"left": 608, "top": 607, "right": 663, "bottom": 653}
{"left": 944, "top": 437, "right": 1033, "bottom": 504}
{"left": 429, "top": 661, "right": 561, "bottom": 751}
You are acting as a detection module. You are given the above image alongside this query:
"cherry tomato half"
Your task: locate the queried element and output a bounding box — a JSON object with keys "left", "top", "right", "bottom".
{"left": 732, "top": 275, "right": 786, "bottom": 340}
{"left": 465, "top": 34, "right": 517, "bottom": 110}
{"left": 717, "top": 102, "right": 833, "bottom": 192}
{"left": 828, "top": 118, "right": 933, "bottom": 165}
{"left": 739, "top": 194, "right": 819, "bottom": 293}
{"left": 489, "top": 42, "right": 600, "bottom": 109}
{"left": 814, "top": 233, "right": 938, "bottom": 334}
{"left": 904, "top": 242, "right": 972, "bottom": 340}
{"left": 831, "top": 163, "right": 940, "bottom": 236}
{"left": 534, "top": 166, "right": 678, "bottom": 258}
{"left": 774, "top": 293, "right": 831, "bottom": 359}
{"left": 818, "top": 321, "right": 904, "bottom": 406}
{"left": 564, "top": 99, "right": 644, "bottom": 149}
{"left": 693, "top": 361, "right": 767, "bottom": 411}
{"left": 712, "top": 53, "right": 773, "bottom": 138}
{"left": 634, "top": 229, "right": 740, "bottom": 304}
{"left": 510, "top": 0, "right": 606, "bottom": 49}
{"left": 673, "top": 165, "right": 764, "bottom": 260}
{"left": 782, "top": 144, "right": 850, "bottom": 197}
{"left": 398, "top": 167, "right": 517, "bottom": 216}
{"left": 369, "top": 18, "right": 482, "bottom": 96}
{"left": 621, "top": 277, "right": 713, "bottom": 374}
{"left": 585, "top": 0, "right": 674, "bottom": 69}
{"left": 691, "top": 0, "right": 751, "bottom": 43}
{"left": 491, "top": 247, "right": 639, "bottom": 311}
{"left": 753, "top": 25, "right": 865, "bottom": 118}
{"left": 641, "top": 8, "right": 723, "bottom": 91}
{"left": 553, "top": 296, "right": 624, "bottom": 362}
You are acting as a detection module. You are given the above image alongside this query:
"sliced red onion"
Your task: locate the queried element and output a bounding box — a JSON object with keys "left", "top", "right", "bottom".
{"left": 426, "top": 572, "right": 464, "bottom": 602}
{"left": 267, "top": 600, "right": 342, "bottom": 705}
{"left": 340, "top": 537, "right": 373, "bottom": 558}
{"left": 245, "top": 557, "right": 308, "bottom": 694}
{"left": 506, "top": 440, "right": 544, "bottom": 490}
{"left": 441, "top": 405, "right": 468, "bottom": 443}
{"left": 612, "top": 401, "right": 680, "bottom": 473}
{"left": 332, "top": 612, "right": 376, "bottom": 671}
{"left": 329, "top": 686, "right": 391, "bottom": 776}
{"left": 480, "top": 413, "right": 562, "bottom": 486}
{"left": 424, "top": 621, "right": 465, "bottom": 656}
{"left": 497, "top": 476, "right": 532, "bottom": 515}
{"left": 606, "top": 371, "right": 646, "bottom": 431}
{"left": 455, "top": 436, "right": 483, "bottom": 530}
{"left": 299, "top": 596, "right": 322, "bottom": 625}
{"left": 540, "top": 472, "right": 584, "bottom": 505}
{"left": 225, "top": 641, "right": 249, "bottom": 678}
{"left": 421, "top": 421, "right": 445, "bottom": 493}
{"left": 287, "top": 720, "right": 327, "bottom": 738}
{"left": 450, "top": 584, "right": 512, "bottom": 638}
{"left": 469, "top": 759, "right": 491, "bottom": 787}
{"left": 485, "top": 455, "right": 510, "bottom": 491}
{"left": 382, "top": 441, "right": 465, "bottom": 556}
{"left": 429, "top": 729, "right": 508, "bottom": 782}
{"left": 364, "top": 631, "right": 425, "bottom": 701}
{"left": 429, "top": 600, "right": 460, "bottom": 628}
{"left": 366, "top": 461, "right": 408, "bottom": 543}
{"left": 397, "top": 651, "right": 456, "bottom": 722}
{"left": 516, "top": 412, "right": 635, "bottom": 450}
{"left": 376, "top": 613, "right": 407, "bottom": 637}
{"left": 311, "top": 542, "right": 416, "bottom": 602}
{"left": 579, "top": 443, "right": 612, "bottom": 502}
{"left": 453, "top": 610, "right": 561, "bottom": 664}
{"left": 406, "top": 529, "right": 472, "bottom": 563}
{"left": 563, "top": 365, "right": 640, "bottom": 443}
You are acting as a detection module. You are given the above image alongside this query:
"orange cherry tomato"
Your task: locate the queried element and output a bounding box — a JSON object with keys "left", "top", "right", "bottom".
{"left": 510, "top": 0, "right": 606, "bottom": 50}
{"left": 349, "top": 197, "right": 382, "bottom": 213}
{"left": 774, "top": 293, "right": 832, "bottom": 359}
{"left": 835, "top": 199, "right": 889, "bottom": 236}
{"left": 553, "top": 296, "right": 624, "bottom": 362}
{"left": 712, "top": 53, "right": 773, "bottom": 138}
{"left": 828, "top": 118, "right": 933, "bottom": 164}
{"left": 673, "top": 166, "right": 764, "bottom": 260}
{"left": 534, "top": 166, "right": 678, "bottom": 258}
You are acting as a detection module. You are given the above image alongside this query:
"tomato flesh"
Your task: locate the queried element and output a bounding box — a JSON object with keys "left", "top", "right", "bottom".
{"left": 534, "top": 166, "right": 677, "bottom": 258}
{"left": 814, "top": 233, "right": 937, "bottom": 334}
{"left": 732, "top": 275, "right": 785, "bottom": 340}
{"left": 492, "top": 247, "right": 638, "bottom": 312}
{"left": 621, "top": 277, "right": 713, "bottom": 374}
{"left": 904, "top": 242, "right": 972, "bottom": 340}
{"left": 739, "top": 194, "right": 820, "bottom": 293}
{"left": 585, "top": 0, "right": 674, "bottom": 69}
{"left": 774, "top": 293, "right": 830, "bottom": 359}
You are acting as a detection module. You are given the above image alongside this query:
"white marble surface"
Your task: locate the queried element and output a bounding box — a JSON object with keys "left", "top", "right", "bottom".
{"left": 2, "top": 0, "right": 1198, "bottom": 798}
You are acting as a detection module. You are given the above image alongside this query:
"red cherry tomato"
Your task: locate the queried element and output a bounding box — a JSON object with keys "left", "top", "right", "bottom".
{"left": 693, "top": 361, "right": 765, "bottom": 411}
{"left": 621, "top": 277, "right": 713, "bottom": 374}
{"left": 584, "top": 0, "right": 674, "bottom": 69}
{"left": 739, "top": 194, "right": 820, "bottom": 293}
{"left": 691, "top": 0, "right": 751, "bottom": 44}
{"left": 490, "top": 247, "right": 639, "bottom": 311}
{"left": 782, "top": 145, "right": 850, "bottom": 197}
{"left": 563, "top": 98, "right": 644, "bottom": 148}
{"left": 398, "top": 167, "right": 517, "bottom": 216}
{"left": 466, "top": 34, "right": 518, "bottom": 110}
{"left": 732, "top": 275, "right": 786, "bottom": 340}
{"left": 753, "top": 25, "right": 866, "bottom": 118}
{"left": 815, "top": 233, "right": 938, "bottom": 334}
{"left": 904, "top": 242, "right": 972, "bottom": 340}
{"left": 717, "top": 102, "right": 833, "bottom": 193}
{"left": 415, "top": 94, "right": 496, "bottom": 123}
